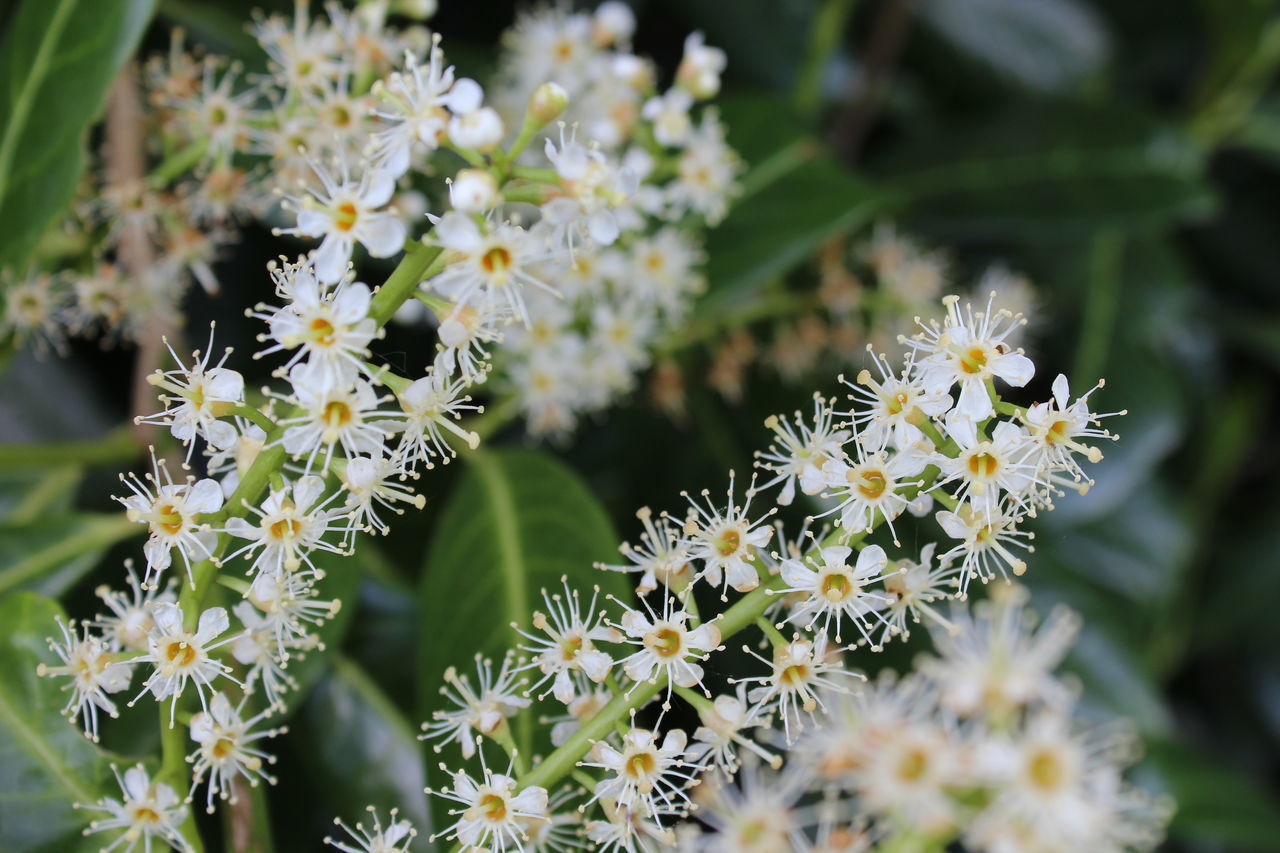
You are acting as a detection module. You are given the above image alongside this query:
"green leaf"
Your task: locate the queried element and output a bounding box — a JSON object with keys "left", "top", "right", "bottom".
{"left": 0, "top": 514, "right": 139, "bottom": 599}
{"left": 417, "top": 449, "right": 625, "bottom": 754}
{"left": 0, "top": 592, "right": 112, "bottom": 852}
{"left": 292, "top": 655, "right": 432, "bottom": 840}
{"left": 1142, "top": 738, "right": 1280, "bottom": 848}
{"left": 703, "top": 157, "right": 887, "bottom": 304}
{"left": 918, "top": 0, "right": 1110, "bottom": 93}
{"left": 874, "top": 103, "right": 1216, "bottom": 239}
{"left": 0, "top": 0, "right": 157, "bottom": 270}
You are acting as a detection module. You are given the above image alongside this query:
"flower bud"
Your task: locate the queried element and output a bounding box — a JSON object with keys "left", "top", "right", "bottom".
{"left": 448, "top": 107, "right": 504, "bottom": 152}
{"left": 592, "top": 1, "right": 636, "bottom": 46}
{"left": 527, "top": 82, "right": 569, "bottom": 128}
{"left": 676, "top": 32, "right": 726, "bottom": 100}
{"left": 450, "top": 168, "right": 499, "bottom": 213}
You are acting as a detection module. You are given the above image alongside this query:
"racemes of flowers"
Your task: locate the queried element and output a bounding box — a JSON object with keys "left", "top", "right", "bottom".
{"left": 404, "top": 291, "right": 1163, "bottom": 852}
{"left": 34, "top": 4, "right": 741, "bottom": 850}
{"left": 1, "top": 0, "right": 737, "bottom": 449}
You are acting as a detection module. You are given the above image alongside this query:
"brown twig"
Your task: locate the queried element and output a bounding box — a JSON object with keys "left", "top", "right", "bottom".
{"left": 105, "top": 62, "right": 171, "bottom": 446}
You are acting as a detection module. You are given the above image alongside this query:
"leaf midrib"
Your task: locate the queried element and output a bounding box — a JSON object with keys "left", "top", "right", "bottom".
{"left": 468, "top": 450, "right": 531, "bottom": 749}
{"left": 0, "top": 0, "right": 80, "bottom": 206}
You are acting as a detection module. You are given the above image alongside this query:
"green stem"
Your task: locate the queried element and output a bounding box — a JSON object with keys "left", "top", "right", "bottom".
{"left": 793, "top": 0, "right": 859, "bottom": 117}
{"left": 0, "top": 426, "right": 138, "bottom": 470}
{"left": 149, "top": 138, "right": 210, "bottom": 188}
{"left": 368, "top": 243, "right": 445, "bottom": 326}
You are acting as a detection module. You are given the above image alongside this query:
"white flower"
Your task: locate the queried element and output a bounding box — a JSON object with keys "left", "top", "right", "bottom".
{"left": 641, "top": 88, "right": 693, "bottom": 147}
{"left": 133, "top": 603, "right": 237, "bottom": 725}
{"left": 937, "top": 417, "right": 1039, "bottom": 520}
{"left": 602, "top": 507, "right": 694, "bottom": 594}
{"left": 844, "top": 350, "right": 952, "bottom": 451}
{"left": 370, "top": 40, "right": 483, "bottom": 177}
{"left": 819, "top": 443, "right": 927, "bottom": 545}
{"left": 777, "top": 544, "right": 897, "bottom": 647}
{"left": 188, "top": 692, "right": 284, "bottom": 813}
{"left": 515, "top": 581, "right": 619, "bottom": 704}
{"left": 691, "top": 762, "right": 809, "bottom": 853}
{"left": 738, "top": 635, "right": 862, "bottom": 743}
{"left": 681, "top": 473, "right": 774, "bottom": 597}
{"left": 583, "top": 728, "right": 699, "bottom": 824}
{"left": 91, "top": 562, "right": 175, "bottom": 652}
{"left": 256, "top": 256, "right": 379, "bottom": 387}
{"left": 430, "top": 759, "right": 549, "bottom": 851}
{"left": 675, "top": 31, "right": 726, "bottom": 99}
{"left": 116, "top": 452, "right": 222, "bottom": 587}
{"left": 243, "top": 569, "right": 340, "bottom": 661}
{"left": 935, "top": 501, "right": 1034, "bottom": 593}
{"left": 448, "top": 106, "right": 505, "bottom": 150}
{"left": 967, "top": 712, "right": 1171, "bottom": 853}
{"left": 449, "top": 167, "right": 500, "bottom": 213}
{"left": 421, "top": 654, "right": 530, "bottom": 759}
{"left": 326, "top": 807, "right": 417, "bottom": 853}
{"left": 279, "top": 155, "right": 407, "bottom": 284}
{"left": 1022, "top": 374, "right": 1119, "bottom": 483}
{"left": 223, "top": 476, "right": 351, "bottom": 576}
{"left": 425, "top": 211, "right": 557, "bottom": 325}
{"left": 920, "top": 587, "right": 1079, "bottom": 719}
{"left": 37, "top": 619, "right": 131, "bottom": 742}
{"left": 616, "top": 596, "right": 721, "bottom": 699}
{"left": 754, "top": 395, "right": 851, "bottom": 505}
{"left": 853, "top": 717, "right": 961, "bottom": 834}
{"left": 340, "top": 453, "right": 425, "bottom": 536}
{"left": 432, "top": 298, "right": 506, "bottom": 383}
{"left": 138, "top": 329, "right": 244, "bottom": 458}
{"left": 906, "top": 294, "right": 1034, "bottom": 421}
{"left": 690, "top": 685, "right": 777, "bottom": 773}
{"left": 80, "top": 764, "right": 192, "bottom": 853}
{"left": 879, "top": 543, "right": 960, "bottom": 642}
{"left": 584, "top": 798, "right": 676, "bottom": 853}
{"left": 279, "top": 364, "right": 395, "bottom": 471}
{"left": 665, "top": 109, "right": 740, "bottom": 224}
{"left": 229, "top": 601, "right": 300, "bottom": 704}
{"left": 542, "top": 127, "right": 637, "bottom": 251}
{"left": 390, "top": 362, "right": 482, "bottom": 471}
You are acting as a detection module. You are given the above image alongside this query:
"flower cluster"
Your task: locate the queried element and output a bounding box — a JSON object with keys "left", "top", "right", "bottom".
{"left": 402, "top": 292, "right": 1157, "bottom": 852}
{"left": 36, "top": 3, "right": 741, "bottom": 850}
{"left": 693, "top": 222, "right": 1042, "bottom": 407}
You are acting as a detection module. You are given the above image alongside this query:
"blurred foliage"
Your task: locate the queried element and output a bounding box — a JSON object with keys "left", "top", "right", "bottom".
{"left": 1, "top": 0, "right": 1280, "bottom": 850}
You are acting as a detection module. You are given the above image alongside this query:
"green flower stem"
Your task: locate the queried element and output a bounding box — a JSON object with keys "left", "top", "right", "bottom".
{"left": 367, "top": 242, "right": 446, "bottom": 326}
{"left": 148, "top": 138, "right": 210, "bottom": 189}
{"left": 0, "top": 425, "right": 138, "bottom": 470}
{"left": 520, "top": 677, "right": 666, "bottom": 790}
{"left": 229, "top": 404, "right": 277, "bottom": 435}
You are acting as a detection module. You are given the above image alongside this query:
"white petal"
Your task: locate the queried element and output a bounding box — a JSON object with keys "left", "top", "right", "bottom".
{"left": 356, "top": 212, "right": 407, "bottom": 259}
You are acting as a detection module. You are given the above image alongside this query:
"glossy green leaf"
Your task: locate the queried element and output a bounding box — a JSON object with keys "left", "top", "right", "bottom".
{"left": 0, "top": 514, "right": 139, "bottom": 599}
{"left": 1143, "top": 738, "right": 1280, "bottom": 848}
{"left": 0, "top": 0, "right": 157, "bottom": 270}
{"left": 875, "top": 104, "right": 1216, "bottom": 239}
{"left": 918, "top": 0, "right": 1110, "bottom": 93}
{"left": 0, "top": 592, "right": 112, "bottom": 852}
{"left": 417, "top": 449, "right": 625, "bottom": 754}
{"left": 703, "top": 158, "right": 887, "bottom": 304}
{"left": 292, "top": 655, "right": 431, "bottom": 840}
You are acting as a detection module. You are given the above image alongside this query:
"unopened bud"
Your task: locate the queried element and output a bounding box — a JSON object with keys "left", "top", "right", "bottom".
{"left": 448, "top": 107, "right": 504, "bottom": 152}
{"left": 450, "top": 169, "right": 499, "bottom": 213}
{"left": 528, "top": 82, "right": 569, "bottom": 128}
